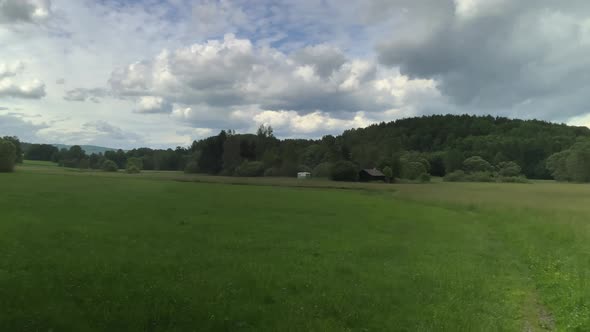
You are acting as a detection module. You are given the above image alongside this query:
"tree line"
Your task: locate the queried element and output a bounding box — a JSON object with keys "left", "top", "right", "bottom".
{"left": 3, "top": 114, "right": 590, "bottom": 182}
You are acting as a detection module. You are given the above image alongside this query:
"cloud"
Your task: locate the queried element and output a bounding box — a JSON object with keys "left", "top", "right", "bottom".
{"left": 0, "top": 78, "right": 45, "bottom": 99}
{"left": 110, "top": 34, "right": 399, "bottom": 116}
{"left": 0, "top": 113, "right": 47, "bottom": 141}
{"left": 55, "top": 78, "right": 65, "bottom": 84}
{"left": 63, "top": 88, "right": 108, "bottom": 102}
{"left": 252, "top": 110, "right": 373, "bottom": 137}
{"left": 292, "top": 44, "right": 347, "bottom": 78}
{"left": 37, "top": 120, "right": 141, "bottom": 148}
{"left": 0, "top": 61, "right": 24, "bottom": 78}
{"left": 0, "top": 0, "right": 51, "bottom": 24}
{"left": 134, "top": 96, "right": 172, "bottom": 114}
{"left": 82, "top": 121, "right": 139, "bottom": 141}
{"left": 376, "top": 0, "right": 590, "bottom": 121}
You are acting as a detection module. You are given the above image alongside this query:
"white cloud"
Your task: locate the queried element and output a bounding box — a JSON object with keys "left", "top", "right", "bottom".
{"left": 110, "top": 34, "right": 398, "bottom": 117}
{"left": 0, "top": 61, "right": 23, "bottom": 78}
{"left": 135, "top": 96, "right": 172, "bottom": 114}
{"left": 2, "top": 0, "right": 590, "bottom": 148}
{"left": 253, "top": 110, "right": 373, "bottom": 137}
{"left": 0, "top": 78, "right": 45, "bottom": 99}
{"left": 63, "top": 88, "right": 107, "bottom": 102}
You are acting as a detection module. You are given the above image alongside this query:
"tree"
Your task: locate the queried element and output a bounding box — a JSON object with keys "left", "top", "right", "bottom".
{"left": 401, "top": 161, "right": 427, "bottom": 180}
{"left": 222, "top": 136, "right": 242, "bottom": 174}
{"left": 235, "top": 161, "right": 265, "bottom": 177}
{"left": 197, "top": 131, "right": 226, "bottom": 174}
{"left": 444, "top": 149, "right": 464, "bottom": 173}
{"left": 382, "top": 166, "right": 393, "bottom": 183}
{"left": 126, "top": 157, "right": 143, "bottom": 171}
{"left": 566, "top": 146, "right": 590, "bottom": 182}
{"left": 184, "top": 161, "right": 199, "bottom": 174}
{"left": 0, "top": 139, "right": 16, "bottom": 172}
{"left": 497, "top": 161, "right": 522, "bottom": 177}
{"left": 312, "top": 162, "right": 332, "bottom": 178}
{"left": 25, "top": 144, "right": 58, "bottom": 161}
{"left": 78, "top": 158, "right": 90, "bottom": 170}
{"left": 2, "top": 136, "right": 22, "bottom": 163}
{"left": 102, "top": 160, "right": 118, "bottom": 172}
{"left": 463, "top": 156, "right": 493, "bottom": 173}
{"left": 330, "top": 161, "right": 358, "bottom": 182}
{"left": 546, "top": 151, "right": 570, "bottom": 181}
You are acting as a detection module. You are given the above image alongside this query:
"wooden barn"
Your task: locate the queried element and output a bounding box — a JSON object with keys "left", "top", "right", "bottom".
{"left": 359, "top": 168, "right": 386, "bottom": 182}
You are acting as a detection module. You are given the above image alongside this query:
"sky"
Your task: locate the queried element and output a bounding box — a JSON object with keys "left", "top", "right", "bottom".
{"left": 2, "top": 0, "right": 590, "bottom": 149}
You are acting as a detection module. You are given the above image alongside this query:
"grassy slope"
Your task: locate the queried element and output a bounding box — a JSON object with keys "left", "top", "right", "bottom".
{"left": 1, "top": 164, "right": 590, "bottom": 331}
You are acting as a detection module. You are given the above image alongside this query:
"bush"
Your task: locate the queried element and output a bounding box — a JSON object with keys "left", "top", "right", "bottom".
{"left": 465, "top": 171, "right": 494, "bottom": 182}
{"left": 330, "top": 160, "right": 358, "bottom": 182}
{"left": 264, "top": 167, "right": 281, "bottom": 177}
{"left": 235, "top": 161, "right": 265, "bottom": 177}
{"left": 184, "top": 161, "right": 199, "bottom": 174}
{"left": 463, "top": 156, "right": 493, "bottom": 173}
{"left": 126, "top": 164, "right": 141, "bottom": 174}
{"left": 444, "top": 170, "right": 466, "bottom": 182}
{"left": 102, "top": 160, "right": 118, "bottom": 172}
{"left": 0, "top": 139, "right": 16, "bottom": 172}
{"left": 127, "top": 157, "right": 143, "bottom": 171}
{"left": 312, "top": 162, "right": 332, "bottom": 178}
{"left": 498, "top": 176, "right": 529, "bottom": 183}
{"left": 419, "top": 172, "right": 431, "bottom": 183}
{"left": 497, "top": 161, "right": 522, "bottom": 177}
{"left": 401, "top": 161, "right": 427, "bottom": 180}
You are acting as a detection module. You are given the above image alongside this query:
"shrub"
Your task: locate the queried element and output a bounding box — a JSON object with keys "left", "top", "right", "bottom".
{"left": 465, "top": 171, "right": 494, "bottom": 182}
{"left": 419, "top": 172, "right": 431, "bottom": 183}
{"left": 463, "top": 156, "right": 493, "bottom": 173}
{"left": 102, "top": 160, "right": 118, "bottom": 172}
{"left": 498, "top": 176, "right": 529, "bottom": 183}
{"left": 0, "top": 139, "right": 16, "bottom": 172}
{"left": 401, "top": 161, "right": 427, "bottom": 180}
{"left": 235, "top": 161, "right": 265, "bottom": 177}
{"left": 444, "top": 170, "right": 466, "bottom": 182}
{"left": 330, "top": 160, "right": 358, "bottom": 182}
{"left": 127, "top": 157, "right": 143, "bottom": 171}
{"left": 184, "top": 161, "right": 199, "bottom": 174}
{"left": 312, "top": 162, "right": 332, "bottom": 178}
{"left": 497, "top": 161, "right": 522, "bottom": 177}
{"left": 126, "top": 164, "right": 141, "bottom": 174}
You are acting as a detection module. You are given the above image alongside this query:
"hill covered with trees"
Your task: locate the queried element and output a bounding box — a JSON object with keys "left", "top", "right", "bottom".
{"left": 5, "top": 115, "right": 590, "bottom": 181}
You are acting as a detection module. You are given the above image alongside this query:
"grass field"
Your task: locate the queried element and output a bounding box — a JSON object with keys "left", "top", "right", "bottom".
{"left": 2, "top": 162, "right": 590, "bottom": 331}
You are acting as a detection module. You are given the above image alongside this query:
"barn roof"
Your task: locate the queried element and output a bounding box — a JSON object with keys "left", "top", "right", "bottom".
{"left": 361, "top": 168, "right": 385, "bottom": 177}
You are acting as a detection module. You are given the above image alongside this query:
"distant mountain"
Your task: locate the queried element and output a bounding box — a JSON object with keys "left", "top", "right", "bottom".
{"left": 52, "top": 144, "right": 119, "bottom": 154}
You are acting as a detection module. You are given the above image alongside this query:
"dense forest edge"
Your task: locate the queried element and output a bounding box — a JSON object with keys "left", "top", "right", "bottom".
{"left": 2, "top": 114, "right": 590, "bottom": 182}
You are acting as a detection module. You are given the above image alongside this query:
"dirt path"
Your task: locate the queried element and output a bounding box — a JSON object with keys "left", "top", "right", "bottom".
{"left": 522, "top": 291, "right": 555, "bottom": 332}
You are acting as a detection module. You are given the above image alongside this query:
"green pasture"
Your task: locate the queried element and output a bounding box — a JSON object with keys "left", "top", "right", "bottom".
{"left": 1, "top": 162, "right": 590, "bottom": 331}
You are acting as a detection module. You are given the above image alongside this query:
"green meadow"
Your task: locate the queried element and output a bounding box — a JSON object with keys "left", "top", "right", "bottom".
{"left": 2, "top": 162, "right": 590, "bottom": 331}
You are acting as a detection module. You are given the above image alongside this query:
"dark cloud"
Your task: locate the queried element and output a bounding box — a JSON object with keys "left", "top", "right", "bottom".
{"left": 376, "top": 0, "right": 590, "bottom": 121}
{"left": 0, "top": 113, "right": 46, "bottom": 141}
{"left": 0, "top": 0, "right": 51, "bottom": 24}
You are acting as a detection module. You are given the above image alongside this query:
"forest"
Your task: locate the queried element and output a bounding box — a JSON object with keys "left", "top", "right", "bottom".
{"left": 4, "top": 114, "right": 590, "bottom": 182}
